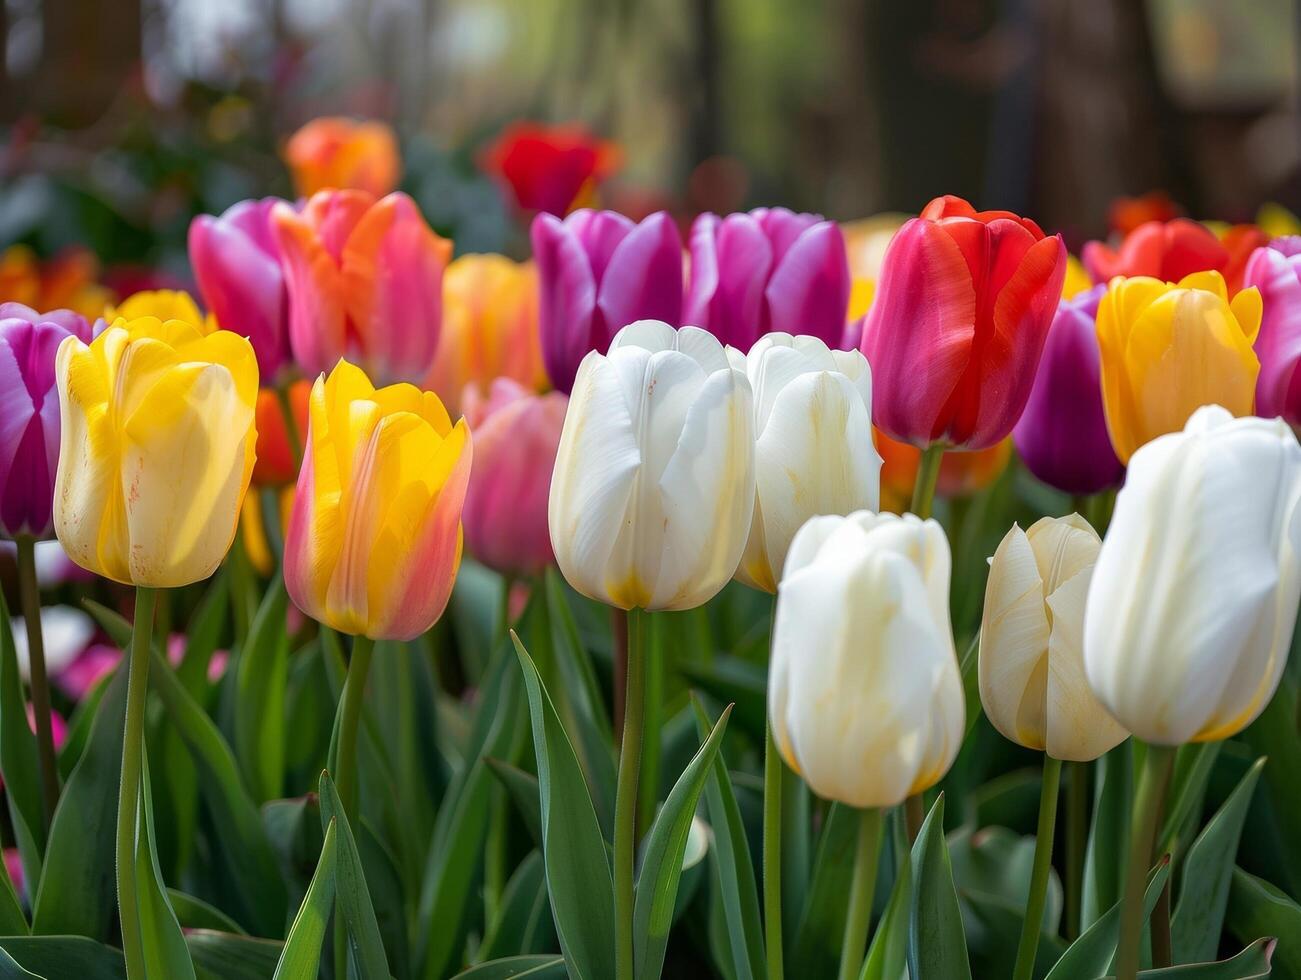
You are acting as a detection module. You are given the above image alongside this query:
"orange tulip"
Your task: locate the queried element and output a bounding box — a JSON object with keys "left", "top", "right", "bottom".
{"left": 876, "top": 427, "right": 1012, "bottom": 512}
{"left": 284, "top": 117, "right": 401, "bottom": 199}
{"left": 251, "top": 381, "right": 311, "bottom": 486}
{"left": 0, "top": 246, "right": 112, "bottom": 320}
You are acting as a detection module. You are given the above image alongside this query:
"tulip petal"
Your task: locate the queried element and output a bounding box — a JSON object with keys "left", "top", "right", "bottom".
{"left": 533, "top": 213, "right": 599, "bottom": 392}
{"left": 272, "top": 203, "right": 349, "bottom": 378}
{"left": 595, "top": 211, "right": 683, "bottom": 346}
{"left": 764, "top": 221, "right": 850, "bottom": 346}
{"left": 684, "top": 212, "right": 773, "bottom": 349}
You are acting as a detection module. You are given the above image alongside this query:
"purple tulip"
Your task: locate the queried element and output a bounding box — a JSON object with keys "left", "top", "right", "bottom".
{"left": 188, "top": 197, "right": 290, "bottom": 379}
{"left": 685, "top": 207, "right": 851, "bottom": 351}
{"left": 531, "top": 209, "right": 683, "bottom": 393}
{"left": 1012, "top": 285, "right": 1125, "bottom": 496}
{"left": 1242, "top": 236, "right": 1301, "bottom": 425}
{"left": 0, "top": 304, "right": 94, "bottom": 539}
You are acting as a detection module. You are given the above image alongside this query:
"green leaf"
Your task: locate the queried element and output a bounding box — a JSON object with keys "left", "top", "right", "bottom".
{"left": 0, "top": 593, "right": 46, "bottom": 891}
{"left": 417, "top": 648, "right": 525, "bottom": 980}
{"left": 147, "top": 648, "right": 287, "bottom": 935}
{"left": 1083, "top": 742, "right": 1133, "bottom": 930}
{"left": 318, "top": 772, "right": 392, "bottom": 980}
{"left": 512, "top": 633, "right": 615, "bottom": 980}
{"left": 791, "top": 803, "right": 858, "bottom": 978}
{"left": 680, "top": 655, "right": 767, "bottom": 742}
{"left": 175, "top": 572, "right": 230, "bottom": 695}
{"left": 234, "top": 580, "right": 289, "bottom": 803}
{"left": 478, "top": 851, "right": 557, "bottom": 961}
{"left": 1111, "top": 937, "right": 1276, "bottom": 979}
{"left": 273, "top": 818, "right": 338, "bottom": 980}
{"left": 485, "top": 758, "right": 542, "bottom": 848}
{"left": 452, "top": 955, "right": 567, "bottom": 978}
{"left": 1044, "top": 859, "right": 1170, "bottom": 980}
{"left": 634, "top": 703, "right": 732, "bottom": 980}
{"left": 908, "top": 795, "right": 972, "bottom": 980}
{"left": 0, "top": 948, "right": 40, "bottom": 979}
{"left": 1225, "top": 867, "right": 1301, "bottom": 980}
{"left": 167, "top": 890, "right": 247, "bottom": 935}
{"left": 1159, "top": 742, "right": 1223, "bottom": 858}
{"left": 133, "top": 759, "right": 196, "bottom": 979}
{"left": 31, "top": 663, "right": 127, "bottom": 939}
{"left": 185, "top": 931, "right": 284, "bottom": 980}
{"left": 692, "top": 697, "right": 765, "bottom": 980}
{"left": 0, "top": 936, "right": 125, "bottom": 979}
{"left": 1172, "top": 757, "right": 1265, "bottom": 963}
{"left": 861, "top": 812, "right": 912, "bottom": 980}
{"left": 1241, "top": 677, "right": 1301, "bottom": 896}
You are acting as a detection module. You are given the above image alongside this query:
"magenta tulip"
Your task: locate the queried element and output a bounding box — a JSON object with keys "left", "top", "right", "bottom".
{"left": 684, "top": 208, "right": 850, "bottom": 350}
{"left": 0, "top": 304, "right": 94, "bottom": 539}
{"left": 531, "top": 209, "right": 683, "bottom": 393}
{"left": 1242, "top": 236, "right": 1301, "bottom": 425}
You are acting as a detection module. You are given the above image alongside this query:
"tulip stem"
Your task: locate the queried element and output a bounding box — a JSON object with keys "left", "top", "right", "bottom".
{"left": 336, "top": 634, "right": 376, "bottom": 819}
{"left": 15, "top": 536, "right": 60, "bottom": 823}
{"left": 904, "top": 792, "right": 924, "bottom": 842}
{"left": 116, "top": 586, "right": 157, "bottom": 980}
{"left": 613, "top": 607, "right": 647, "bottom": 980}
{"left": 763, "top": 721, "right": 785, "bottom": 980}
{"left": 1115, "top": 742, "right": 1176, "bottom": 980}
{"left": 638, "top": 613, "right": 662, "bottom": 837}
{"left": 1064, "top": 760, "right": 1088, "bottom": 940}
{"left": 910, "top": 444, "right": 944, "bottom": 519}
{"left": 838, "top": 807, "right": 883, "bottom": 980}
{"left": 275, "top": 381, "right": 303, "bottom": 467}
{"left": 1013, "top": 755, "right": 1062, "bottom": 980}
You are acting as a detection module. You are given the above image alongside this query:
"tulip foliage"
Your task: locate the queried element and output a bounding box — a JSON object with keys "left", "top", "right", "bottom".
{"left": 2, "top": 170, "right": 1301, "bottom": 980}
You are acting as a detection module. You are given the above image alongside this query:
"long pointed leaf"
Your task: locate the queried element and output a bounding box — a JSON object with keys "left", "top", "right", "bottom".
{"left": 1045, "top": 859, "right": 1170, "bottom": 980}
{"left": 273, "top": 819, "right": 338, "bottom": 980}
{"left": 1225, "top": 867, "right": 1301, "bottom": 980}
{"left": 0, "top": 593, "right": 45, "bottom": 890}
{"left": 861, "top": 812, "right": 912, "bottom": 980}
{"left": 318, "top": 773, "right": 391, "bottom": 980}
{"left": 234, "top": 580, "right": 289, "bottom": 802}
{"left": 478, "top": 852, "right": 556, "bottom": 961}
{"left": 791, "top": 803, "right": 858, "bottom": 978}
{"left": 453, "top": 956, "right": 566, "bottom": 979}
{"left": 908, "top": 795, "right": 972, "bottom": 980}
{"left": 133, "top": 759, "right": 195, "bottom": 979}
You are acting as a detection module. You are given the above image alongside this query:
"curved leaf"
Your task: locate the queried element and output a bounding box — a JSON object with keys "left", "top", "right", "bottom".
{"left": 0, "top": 936, "right": 124, "bottom": 979}
{"left": 1226, "top": 868, "right": 1300, "bottom": 980}
{"left": 133, "top": 760, "right": 195, "bottom": 979}
{"left": 478, "top": 851, "right": 556, "bottom": 962}
{"left": 273, "top": 819, "right": 338, "bottom": 980}
{"left": 234, "top": 580, "right": 289, "bottom": 803}
{"left": 0, "top": 593, "right": 45, "bottom": 893}
{"left": 1044, "top": 859, "right": 1170, "bottom": 980}
{"left": 791, "top": 803, "right": 858, "bottom": 978}
{"left": 318, "top": 772, "right": 391, "bottom": 980}
{"left": 908, "top": 795, "right": 972, "bottom": 980}
{"left": 453, "top": 955, "right": 566, "bottom": 978}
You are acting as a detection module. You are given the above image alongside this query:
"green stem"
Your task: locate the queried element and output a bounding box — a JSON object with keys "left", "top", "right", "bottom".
{"left": 275, "top": 381, "right": 303, "bottom": 467}
{"left": 764, "top": 722, "right": 785, "bottom": 980}
{"left": 116, "top": 586, "right": 157, "bottom": 980}
{"left": 909, "top": 443, "right": 944, "bottom": 519}
{"left": 838, "top": 807, "right": 883, "bottom": 980}
{"left": 1013, "top": 755, "right": 1063, "bottom": 980}
{"left": 613, "top": 607, "right": 647, "bottom": 980}
{"left": 15, "top": 536, "right": 60, "bottom": 823}
{"left": 335, "top": 635, "right": 376, "bottom": 819}
{"left": 1115, "top": 743, "right": 1176, "bottom": 980}
{"left": 638, "top": 613, "right": 662, "bottom": 837}
{"left": 1064, "top": 761, "right": 1088, "bottom": 941}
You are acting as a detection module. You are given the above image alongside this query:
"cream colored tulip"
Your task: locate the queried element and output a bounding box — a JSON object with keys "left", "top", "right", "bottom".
{"left": 548, "top": 320, "right": 755, "bottom": 611}
{"left": 727, "top": 334, "right": 881, "bottom": 593}
{"left": 1084, "top": 405, "right": 1301, "bottom": 744}
{"left": 979, "top": 516, "right": 1127, "bottom": 761}
{"left": 769, "top": 511, "right": 964, "bottom": 808}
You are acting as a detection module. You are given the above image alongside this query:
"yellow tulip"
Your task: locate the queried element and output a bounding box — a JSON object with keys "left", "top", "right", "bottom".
{"left": 106, "top": 290, "right": 217, "bottom": 334}
{"left": 283, "top": 360, "right": 472, "bottom": 640}
{"left": 1096, "top": 270, "right": 1261, "bottom": 463}
{"left": 53, "top": 316, "right": 258, "bottom": 586}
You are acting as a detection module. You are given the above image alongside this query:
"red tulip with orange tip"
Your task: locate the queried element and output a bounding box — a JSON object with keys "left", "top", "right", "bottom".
{"left": 483, "top": 122, "right": 621, "bottom": 217}
{"left": 252, "top": 381, "right": 310, "bottom": 486}
{"left": 1082, "top": 218, "right": 1226, "bottom": 285}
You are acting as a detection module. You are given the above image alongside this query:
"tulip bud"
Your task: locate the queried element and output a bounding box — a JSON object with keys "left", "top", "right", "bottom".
{"left": 979, "top": 516, "right": 1127, "bottom": 760}
{"left": 531, "top": 209, "right": 683, "bottom": 393}
{"left": 1084, "top": 406, "right": 1301, "bottom": 744}
{"left": 425, "top": 254, "right": 547, "bottom": 415}
{"left": 1083, "top": 218, "right": 1227, "bottom": 284}
{"left": 283, "top": 360, "right": 471, "bottom": 640}
{"left": 861, "top": 195, "right": 1067, "bottom": 450}
{"left": 188, "top": 198, "right": 291, "bottom": 379}
{"left": 284, "top": 117, "right": 401, "bottom": 199}
{"left": 53, "top": 316, "right": 259, "bottom": 587}
{"left": 549, "top": 321, "right": 755, "bottom": 611}
{"left": 727, "top": 333, "right": 880, "bottom": 592}
{"left": 685, "top": 208, "right": 850, "bottom": 351}
{"left": 271, "top": 190, "right": 452, "bottom": 386}
{"left": 1096, "top": 271, "right": 1260, "bottom": 463}
{"left": 0, "top": 305, "right": 94, "bottom": 539}
{"left": 769, "top": 511, "right": 963, "bottom": 808}
{"left": 1242, "top": 237, "right": 1301, "bottom": 426}
{"left": 1012, "top": 286, "right": 1125, "bottom": 495}
{"left": 462, "top": 379, "right": 566, "bottom": 578}
{"left": 482, "top": 122, "right": 621, "bottom": 217}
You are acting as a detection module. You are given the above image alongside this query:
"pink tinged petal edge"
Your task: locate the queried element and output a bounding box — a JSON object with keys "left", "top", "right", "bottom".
{"left": 271, "top": 203, "right": 348, "bottom": 379}
{"left": 764, "top": 220, "right": 851, "bottom": 346}
{"left": 282, "top": 433, "right": 326, "bottom": 626}
{"left": 595, "top": 211, "right": 684, "bottom": 348}
{"left": 532, "top": 213, "right": 599, "bottom": 393}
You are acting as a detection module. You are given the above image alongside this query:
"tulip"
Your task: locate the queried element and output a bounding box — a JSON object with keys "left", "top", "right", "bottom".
{"left": 462, "top": 379, "right": 566, "bottom": 578}
{"left": 980, "top": 516, "right": 1126, "bottom": 760}
{"left": 482, "top": 121, "right": 621, "bottom": 217}
{"left": 769, "top": 510, "right": 963, "bottom": 808}
{"left": 252, "top": 380, "right": 310, "bottom": 486}
{"left": 0, "top": 304, "right": 94, "bottom": 539}
{"left": 1107, "top": 191, "right": 1179, "bottom": 236}
{"left": 0, "top": 245, "right": 112, "bottom": 320}
{"left": 1012, "top": 286, "right": 1125, "bottom": 494}
{"left": 283, "top": 359, "right": 470, "bottom": 640}
{"left": 876, "top": 428, "right": 1011, "bottom": 511}
{"left": 107, "top": 290, "right": 215, "bottom": 333}
{"left": 53, "top": 315, "right": 258, "bottom": 587}
{"left": 531, "top": 209, "right": 683, "bottom": 393}
{"left": 1258, "top": 203, "right": 1301, "bottom": 239}
{"left": 1082, "top": 218, "right": 1226, "bottom": 285}
{"left": 1096, "top": 271, "right": 1260, "bottom": 463}
{"left": 685, "top": 208, "right": 851, "bottom": 351}
{"left": 549, "top": 320, "right": 754, "bottom": 611}
{"left": 189, "top": 198, "right": 291, "bottom": 378}
{"left": 1242, "top": 237, "right": 1301, "bottom": 425}
{"left": 727, "top": 333, "right": 880, "bottom": 593}
{"left": 425, "top": 254, "right": 547, "bottom": 415}
{"left": 860, "top": 195, "right": 1067, "bottom": 451}
{"left": 272, "top": 190, "right": 452, "bottom": 385}
{"left": 1218, "top": 223, "right": 1270, "bottom": 294}
{"left": 284, "top": 117, "right": 401, "bottom": 199}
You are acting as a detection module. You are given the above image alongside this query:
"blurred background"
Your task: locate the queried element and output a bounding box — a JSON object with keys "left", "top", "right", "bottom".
{"left": 0, "top": 0, "right": 1297, "bottom": 282}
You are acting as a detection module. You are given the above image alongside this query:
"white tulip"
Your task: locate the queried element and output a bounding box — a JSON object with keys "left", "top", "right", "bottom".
{"left": 1084, "top": 405, "right": 1301, "bottom": 745}
{"left": 548, "top": 321, "right": 756, "bottom": 611}
{"left": 726, "top": 333, "right": 881, "bottom": 593}
{"left": 980, "top": 516, "right": 1127, "bottom": 761}
{"left": 769, "top": 511, "right": 964, "bottom": 808}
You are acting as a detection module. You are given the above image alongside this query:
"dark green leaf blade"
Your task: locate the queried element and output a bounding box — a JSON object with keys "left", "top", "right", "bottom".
{"left": 908, "top": 794, "right": 972, "bottom": 980}
{"left": 272, "top": 819, "right": 338, "bottom": 980}
{"left": 318, "top": 772, "right": 391, "bottom": 980}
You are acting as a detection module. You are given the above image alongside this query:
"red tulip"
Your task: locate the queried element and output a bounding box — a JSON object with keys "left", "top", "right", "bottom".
{"left": 859, "top": 195, "right": 1066, "bottom": 450}
{"left": 483, "top": 122, "right": 621, "bottom": 217}
{"left": 1082, "top": 218, "right": 1226, "bottom": 285}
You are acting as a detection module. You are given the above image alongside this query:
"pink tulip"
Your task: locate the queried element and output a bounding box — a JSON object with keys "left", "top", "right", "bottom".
{"left": 1242, "top": 237, "right": 1301, "bottom": 425}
